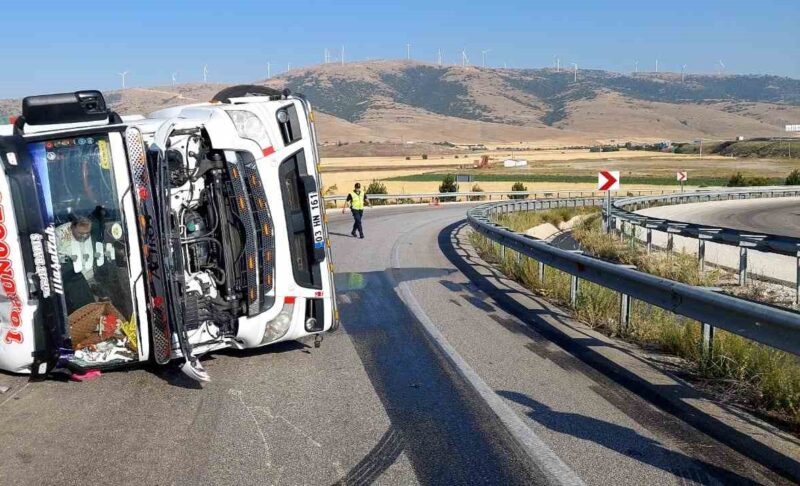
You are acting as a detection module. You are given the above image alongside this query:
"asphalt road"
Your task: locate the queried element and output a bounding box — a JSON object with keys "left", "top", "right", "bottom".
{"left": 0, "top": 203, "right": 793, "bottom": 485}
{"left": 637, "top": 196, "right": 800, "bottom": 238}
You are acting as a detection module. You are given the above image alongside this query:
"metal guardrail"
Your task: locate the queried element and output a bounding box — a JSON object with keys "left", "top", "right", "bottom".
{"left": 610, "top": 186, "right": 800, "bottom": 297}
{"left": 324, "top": 188, "right": 674, "bottom": 206}
{"left": 467, "top": 197, "right": 800, "bottom": 357}
{"left": 610, "top": 186, "right": 800, "bottom": 256}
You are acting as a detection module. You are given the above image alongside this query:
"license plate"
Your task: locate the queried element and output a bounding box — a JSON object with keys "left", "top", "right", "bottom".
{"left": 307, "top": 191, "right": 324, "bottom": 249}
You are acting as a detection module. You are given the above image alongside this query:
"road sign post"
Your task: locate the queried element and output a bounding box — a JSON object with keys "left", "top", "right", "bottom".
{"left": 598, "top": 170, "right": 620, "bottom": 233}
{"left": 676, "top": 170, "right": 687, "bottom": 193}
{"left": 787, "top": 125, "right": 799, "bottom": 158}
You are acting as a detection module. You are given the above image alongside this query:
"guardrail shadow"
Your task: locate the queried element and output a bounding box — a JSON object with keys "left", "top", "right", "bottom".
{"left": 438, "top": 220, "right": 800, "bottom": 483}
{"left": 498, "top": 390, "right": 757, "bottom": 485}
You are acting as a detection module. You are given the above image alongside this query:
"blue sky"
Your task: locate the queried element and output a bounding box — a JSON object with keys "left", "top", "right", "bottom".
{"left": 1, "top": 0, "right": 797, "bottom": 98}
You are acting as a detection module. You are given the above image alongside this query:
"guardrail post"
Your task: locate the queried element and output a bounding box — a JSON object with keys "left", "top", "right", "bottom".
{"left": 646, "top": 228, "right": 652, "bottom": 252}
{"left": 698, "top": 238, "right": 706, "bottom": 271}
{"left": 738, "top": 246, "right": 748, "bottom": 286}
{"left": 796, "top": 250, "right": 800, "bottom": 305}
{"left": 666, "top": 233, "right": 674, "bottom": 252}
{"left": 619, "top": 293, "right": 631, "bottom": 334}
{"left": 570, "top": 275, "right": 579, "bottom": 308}
{"left": 500, "top": 243, "right": 506, "bottom": 261}
{"left": 701, "top": 322, "right": 715, "bottom": 359}
{"left": 538, "top": 261, "right": 545, "bottom": 283}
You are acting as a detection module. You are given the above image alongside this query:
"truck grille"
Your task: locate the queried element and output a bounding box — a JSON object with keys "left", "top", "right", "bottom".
{"left": 226, "top": 154, "right": 260, "bottom": 316}
{"left": 241, "top": 160, "right": 275, "bottom": 312}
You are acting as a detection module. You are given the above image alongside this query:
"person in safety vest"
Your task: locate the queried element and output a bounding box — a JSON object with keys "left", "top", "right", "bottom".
{"left": 342, "top": 182, "right": 370, "bottom": 238}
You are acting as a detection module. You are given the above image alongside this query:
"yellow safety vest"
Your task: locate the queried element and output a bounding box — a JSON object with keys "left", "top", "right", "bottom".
{"left": 349, "top": 191, "right": 365, "bottom": 210}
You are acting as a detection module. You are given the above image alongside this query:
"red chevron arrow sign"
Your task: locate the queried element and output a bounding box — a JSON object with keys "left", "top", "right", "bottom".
{"left": 597, "top": 170, "right": 620, "bottom": 191}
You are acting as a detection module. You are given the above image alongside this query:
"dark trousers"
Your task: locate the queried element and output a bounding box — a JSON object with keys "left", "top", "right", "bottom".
{"left": 351, "top": 209, "right": 364, "bottom": 236}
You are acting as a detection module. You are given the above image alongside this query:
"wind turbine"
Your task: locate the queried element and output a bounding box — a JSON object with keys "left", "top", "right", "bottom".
{"left": 681, "top": 64, "right": 687, "bottom": 82}
{"left": 406, "top": 43, "right": 411, "bottom": 60}
{"left": 324, "top": 48, "right": 329, "bottom": 64}
{"left": 203, "top": 64, "right": 208, "bottom": 83}
{"left": 461, "top": 49, "right": 469, "bottom": 67}
{"left": 634, "top": 60, "right": 638, "bottom": 74}
{"left": 718, "top": 60, "right": 726, "bottom": 75}
{"left": 572, "top": 63, "right": 578, "bottom": 82}
{"left": 556, "top": 56, "right": 560, "bottom": 72}
{"left": 117, "top": 70, "right": 129, "bottom": 90}
{"left": 171, "top": 72, "right": 178, "bottom": 87}
{"left": 287, "top": 62, "right": 291, "bottom": 72}
{"left": 655, "top": 59, "right": 659, "bottom": 73}
{"left": 341, "top": 45, "right": 345, "bottom": 66}
{"left": 437, "top": 49, "right": 442, "bottom": 67}
{"left": 481, "top": 49, "right": 491, "bottom": 68}
{"left": 267, "top": 62, "right": 271, "bottom": 79}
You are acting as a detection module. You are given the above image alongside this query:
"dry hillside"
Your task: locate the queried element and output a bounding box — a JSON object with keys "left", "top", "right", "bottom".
{"left": 2, "top": 60, "right": 799, "bottom": 146}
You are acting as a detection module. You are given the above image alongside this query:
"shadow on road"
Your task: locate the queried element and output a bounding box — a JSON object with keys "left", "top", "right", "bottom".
{"left": 334, "top": 267, "right": 536, "bottom": 484}
{"left": 498, "top": 390, "right": 757, "bottom": 485}
{"left": 438, "top": 220, "right": 800, "bottom": 483}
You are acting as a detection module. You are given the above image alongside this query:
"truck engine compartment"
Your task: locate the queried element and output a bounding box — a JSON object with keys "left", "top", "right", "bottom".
{"left": 160, "top": 129, "right": 246, "bottom": 349}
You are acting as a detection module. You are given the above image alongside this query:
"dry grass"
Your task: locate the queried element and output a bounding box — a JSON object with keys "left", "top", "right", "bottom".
{"left": 471, "top": 207, "right": 800, "bottom": 429}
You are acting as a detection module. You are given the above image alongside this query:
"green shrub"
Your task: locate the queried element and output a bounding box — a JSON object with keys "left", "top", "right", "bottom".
{"left": 468, "top": 184, "right": 486, "bottom": 201}
{"left": 366, "top": 179, "right": 388, "bottom": 205}
{"left": 786, "top": 169, "right": 800, "bottom": 186}
{"left": 727, "top": 172, "right": 770, "bottom": 187}
{"left": 438, "top": 174, "right": 459, "bottom": 202}
{"left": 509, "top": 181, "right": 528, "bottom": 199}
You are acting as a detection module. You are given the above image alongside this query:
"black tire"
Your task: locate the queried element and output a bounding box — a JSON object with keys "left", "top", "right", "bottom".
{"left": 211, "top": 85, "right": 283, "bottom": 103}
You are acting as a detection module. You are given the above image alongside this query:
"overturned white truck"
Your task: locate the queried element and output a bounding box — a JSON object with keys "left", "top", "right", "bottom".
{"left": 0, "top": 86, "right": 337, "bottom": 381}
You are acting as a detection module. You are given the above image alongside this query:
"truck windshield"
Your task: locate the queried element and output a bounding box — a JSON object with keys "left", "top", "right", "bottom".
{"left": 28, "top": 134, "right": 135, "bottom": 344}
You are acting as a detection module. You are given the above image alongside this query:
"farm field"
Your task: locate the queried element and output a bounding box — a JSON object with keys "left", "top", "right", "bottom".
{"left": 319, "top": 148, "right": 800, "bottom": 195}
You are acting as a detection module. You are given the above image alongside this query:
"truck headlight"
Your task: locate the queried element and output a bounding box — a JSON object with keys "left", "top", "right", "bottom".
{"left": 276, "top": 109, "right": 289, "bottom": 124}
{"left": 262, "top": 302, "right": 294, "bottom": 344}
{"left": 227, "top": 110, "right": 271, "bottom": 148}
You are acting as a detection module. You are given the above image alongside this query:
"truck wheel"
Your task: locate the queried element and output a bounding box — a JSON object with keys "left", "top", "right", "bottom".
{"left": 211, "top": 85, "right": 283, "bottom": 103}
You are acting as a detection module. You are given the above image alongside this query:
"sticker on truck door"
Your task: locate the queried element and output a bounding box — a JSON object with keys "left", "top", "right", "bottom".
{"left": 307, "top": 191, "right": 324, "bottom": 249}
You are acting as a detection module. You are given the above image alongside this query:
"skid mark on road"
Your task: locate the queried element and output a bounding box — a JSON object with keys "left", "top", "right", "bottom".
{"left": 250, "top": 405, "right": 323, "bottom": 448}
{"left": 228, "top": 389, "right": 273, "bottom": 467}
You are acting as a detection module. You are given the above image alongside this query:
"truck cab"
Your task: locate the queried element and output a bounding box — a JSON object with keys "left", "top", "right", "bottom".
{"left": 0, "top": 87, "right": 337, "bottom": 381}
